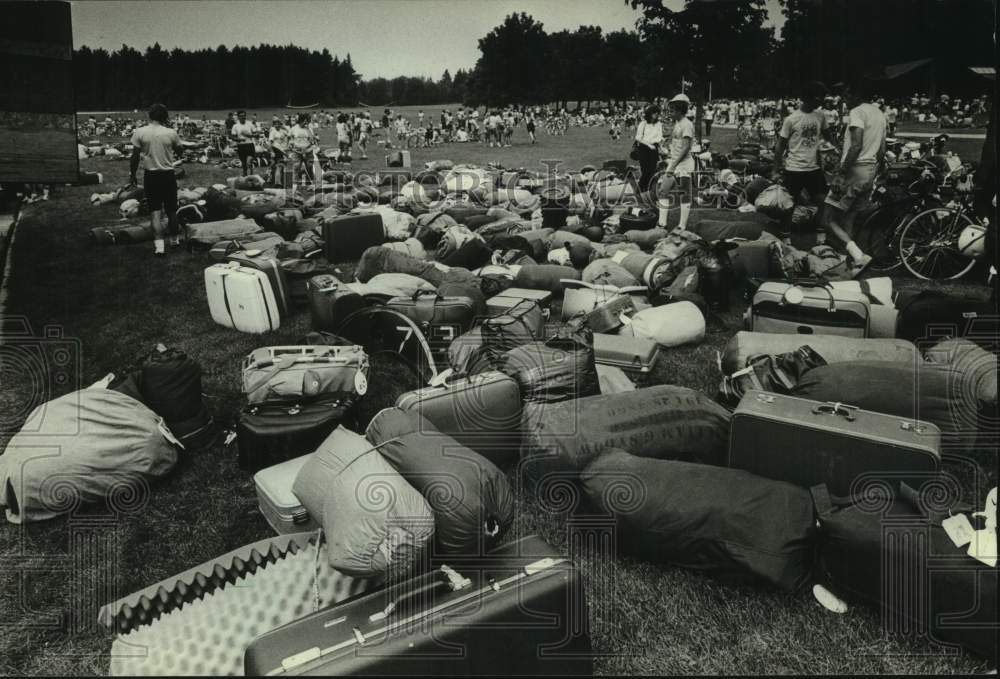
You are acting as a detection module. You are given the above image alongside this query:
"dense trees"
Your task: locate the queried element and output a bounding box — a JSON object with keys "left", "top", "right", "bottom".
{"left": 72, "top": 1, "right": 994, "bottom": 111}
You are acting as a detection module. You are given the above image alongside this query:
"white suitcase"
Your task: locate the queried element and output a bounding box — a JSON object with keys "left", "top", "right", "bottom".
{"left": 205, "top": 263, "right": 281, "bottom": 334}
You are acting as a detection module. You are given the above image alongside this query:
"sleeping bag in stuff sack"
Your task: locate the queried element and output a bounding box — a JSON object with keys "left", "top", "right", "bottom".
{"left": 291, "top": 426, "right": 434, "bottom": 578}
{"left": 382, "top": 237, "right": 428, "bottom": 261}
{"left": 365, "top": 408, "right": 515, "bottom": 555}
{"left": 355, "top": 246, "right": 447, "bottom": 287}
{"left": 500, "top": 329, "right": 600, "bottom": 407}
{"left": 581, "top": 449, "right": 815, "bottom": 593}
{"left": 624, "top": 227, "right": 670, "bottom": 250}
{"left": 520, "top": 385, "right": 731, "bottom": 483}
{"left": 0, "top": 390, "right": 179, "bottom": 524}
{"left": 582, "top": 259, "right": 640, "bottom": 288}
{"left": 721, "top": 332, "right": 919, "bottom": 375}
{"left": 793, "top": 361, "right": 982, "bottom": 435}
{"left": 364, "top": 273, "right": 436, "bottom": 299}
{"left": 185, "top": 218, "right": 263, "bottom": 248}
{"left": 618, "top": 301, "right": 706, "bottom": 348}
{"left": 923, "top": 338, "right": 997, "bottom": 405}
{"left": 687, "top": 218, "right": 765, "bottom": 242}
{"left": 513, "top": 264, "right": 581, "bottom": 295}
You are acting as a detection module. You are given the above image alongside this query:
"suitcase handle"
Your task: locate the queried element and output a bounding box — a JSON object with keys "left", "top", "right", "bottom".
{"left": 367, "top": 565, "right": 471, "bottom": 623}
{"left": 811, "top": 401, "right": 859, "bottom": 421}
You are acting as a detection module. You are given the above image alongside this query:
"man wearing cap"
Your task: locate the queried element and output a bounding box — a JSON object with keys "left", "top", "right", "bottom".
{"left": 129, "top": 103, "right": 183, "bottom": 257}
{"left": 660, "top": 93, "right": 696, "bottom": 230}
{"left": 821, "top": 82, "right": 886, "bottom": 274}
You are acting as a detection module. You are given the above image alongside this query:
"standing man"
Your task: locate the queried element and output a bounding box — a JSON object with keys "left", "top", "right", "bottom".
{"left": 703, "top": 103, "right": 714, "bottom": 137}
{"left": 288, "top": 113, "right": 317, "bottom": 188}
{"left": 661, "top": 93, "right": 696, "bottom": 231}
{"left": 129, "top": 103, "right": 182, "bottom": 258}
{"left": 773, "top": 81, "right": 828, "bottom": 243}
{"left": 821, "top": 82, "right": 887, "bottom": 273}
{"left": 230, "top": 110, "right": 258, "bottom": 176}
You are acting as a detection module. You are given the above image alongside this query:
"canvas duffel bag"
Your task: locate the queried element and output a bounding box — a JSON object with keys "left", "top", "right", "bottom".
{"left": 186, "top": 218, "right": 263, "bottom": 248}
{"left": 513, "top": 264, "right": 581, "bottom": 294}
{"left": 618, "top": 300, "right": 706, "bottom": 348}
{"left": 241, "top": 345, "right": 369, "bottom": 406}
{"left": 582, "top": 449, "right": 815, "bottom": 592}
{"left": 721, "top": 331, "right": 918, "bottom": 375}
{"left": 355, "top": 245, "right": 446, "bottom": 286}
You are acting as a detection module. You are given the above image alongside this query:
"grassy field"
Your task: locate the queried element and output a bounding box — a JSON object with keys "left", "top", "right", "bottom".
{"left": 0, "top": 122, "right": 995, "bottom": 675}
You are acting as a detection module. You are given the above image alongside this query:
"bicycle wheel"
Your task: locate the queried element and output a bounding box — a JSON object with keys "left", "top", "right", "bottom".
{"left": 855, "top": 203, "right": 908, "bottom": 272}
{"left": 897, "top": 206, "right": 978, "bottom": 280}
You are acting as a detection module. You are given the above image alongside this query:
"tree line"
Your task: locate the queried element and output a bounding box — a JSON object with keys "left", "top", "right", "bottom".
{"left": 73, "top": 0, "right": 993, "bottom": 112}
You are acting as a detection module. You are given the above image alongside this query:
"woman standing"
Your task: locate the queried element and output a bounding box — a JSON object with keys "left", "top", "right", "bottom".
{"left": 633, "top": 104, "right": 664, "bottom": 193}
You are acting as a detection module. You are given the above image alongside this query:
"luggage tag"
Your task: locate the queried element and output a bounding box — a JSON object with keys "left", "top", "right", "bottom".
{"left": 942, "top": 513, "right": 976, "bottom": 548}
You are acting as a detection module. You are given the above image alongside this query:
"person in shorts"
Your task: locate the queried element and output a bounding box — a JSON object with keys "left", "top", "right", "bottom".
{"left": 230, "top": 110, "right": 258, "bottom": 176}
{"left": 525, "top": 112, "right": 536, "bottom": 144}
{"left": 268, "top": 118, "right": 289, "bottom": 186}
{"left": 129, "top": 103, "right": 183, "bottom": 257}
{"left": 822, "top": 82, "right": 887, "bottom": 274}
{"left": 773, "top": 81, "right": 828, "bottom": 240}
{"left": 288, "top": 113, "right": 317, "bottom": 187}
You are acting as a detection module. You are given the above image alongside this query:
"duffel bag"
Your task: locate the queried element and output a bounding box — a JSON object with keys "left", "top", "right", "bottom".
{"left": 923, "top": 338, "right": 997, "bottom": 405}
{"left": 896, "top": 290, "right": 998, "bottom": 347}
{"left": 381, "top": 237, "right": 428, "bottom": 260}
{"left": 582, "top": 449, "right": 815, "bottom": 592}
{"left": 435, "top": 268, "right": 487, "bottom": 318}
{"left": 89, "top": 224, "right": 155, "bottom": 246}
{"left": 241, "top": 345, "right": 369, "bottom": 406}
{"left": 619, "top": 300, "right": 705, "bottom": 347}
{"left": 624, "top": 227, "right": 670, "bottom": 250}
{"left": 186, "top": 218, "right": 263, "bottom": 249}
{"left": 688, "top": 207, "right": 777, "bottom": 228}
{"left": 793, "top": 361, "right": 982, "bottom": 435}
{"left": 208, "top": 231, "right": 285, "bottom": 263}
{"left": 365, "top": 408, "right": 515, "bottom": 555}
{"left": 363, "top": 273, "right": 436, "bottom": 300}
{"left": 0, "top": 390, "right": 178, "bottom": 523}
{"left": 521, "top": 385, "right": 730, "bottom": 482}
{"left": 138, "top": 345, "right": 210, "bottom": 441}
{"left": 582, "top": 259, "right": 640, "bottom": 288}
{"left": 291, "top": 426, "right": 434, "bottom": 578}
{"left": 513, "top": 264, "right": 581, "bottom": 294}
{"left": 812, "top": 483, "right": 997, "bottom": 658}
{"left": 717, "top": 345, "right": 828, "bottom": 409}
{"left": 500, "top": 329, "right": 600, "bottom": 406}
{"left": 721, "top": 332, "right": 918, "bottom": 374}
{"left": 742, "top": 175, "right": 774, "bottom": 204}
{"left": 440, "top": 237, "right": 493, "bottom": 270}
{"left": 688, "top": 218, "right": 766, "bottom": 242}
{"left": 355, "top": 245, "right": 445, "bottom": 287}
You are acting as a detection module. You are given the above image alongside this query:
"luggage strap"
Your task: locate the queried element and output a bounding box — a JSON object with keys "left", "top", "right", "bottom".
{"left": 811, "top": 482, "right": 972, "bottom": 522}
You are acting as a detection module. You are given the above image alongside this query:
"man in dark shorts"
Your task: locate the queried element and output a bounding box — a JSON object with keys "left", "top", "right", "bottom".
{"left": 230, "top": 110, "right": 259, "bottom": 176}
{"left": 129, "top": 103, "right": 183, "bottom": 257}
{"left": 773, "top": 81, "right": 828, "bottom": 242}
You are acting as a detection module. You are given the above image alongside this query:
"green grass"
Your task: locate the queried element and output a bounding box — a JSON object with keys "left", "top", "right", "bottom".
{"left": 0, "top": 123, "right": 995, "bottom": 675}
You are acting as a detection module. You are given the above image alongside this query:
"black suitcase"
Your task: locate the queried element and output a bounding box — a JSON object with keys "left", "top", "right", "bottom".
{"left": 236, "top": 395, "right": 350, "bottom": 472}
{"left": 243, "top": 535, "right": 593, "bottom": 676}
{"left": 307, "top": 274, "right": 369, "bottom": 332}
{"left": 323, "top": 213, "right": 386, "bottom": 263}
{"left": 812, "top": 484, "right": 997, "bottom": 659}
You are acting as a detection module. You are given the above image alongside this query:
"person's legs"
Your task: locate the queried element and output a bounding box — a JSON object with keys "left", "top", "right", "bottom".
{"left": 145, "top": 170, "right": 168, "bottom": 255}
{"left": 676, "top": 173, "right": 693, "bottom": 230}
{"left": 705, "top": 120, "right": 712, "bottom": 136}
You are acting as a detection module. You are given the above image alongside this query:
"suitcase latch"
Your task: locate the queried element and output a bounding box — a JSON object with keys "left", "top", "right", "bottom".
{"left": 900, "top": 421, "right": 927, "bottom": 434}
{"left": 754, "top": 393, "right": 775, "bottom": 404}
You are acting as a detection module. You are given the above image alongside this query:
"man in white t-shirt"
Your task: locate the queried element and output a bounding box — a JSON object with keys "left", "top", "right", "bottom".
{"left": 822, "top": 83, "right": 887, "bottom": 273}
{"left": 660, "top": 93, "right": 695, "bottom": 230}
{"left": 230, "top": 110, "right": 258, "bottom": 177}
{"left": 288, "top": 113, "right": 317, "bottom": 186}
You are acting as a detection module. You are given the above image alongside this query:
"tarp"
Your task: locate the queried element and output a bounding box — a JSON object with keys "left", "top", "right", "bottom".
{"left": 875, "top": 58, "right": 934, "bottom": 81}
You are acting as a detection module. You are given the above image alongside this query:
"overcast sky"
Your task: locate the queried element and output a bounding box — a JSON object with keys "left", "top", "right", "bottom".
{"left": 72, "top": 0, "right": 785, "bottom": 80}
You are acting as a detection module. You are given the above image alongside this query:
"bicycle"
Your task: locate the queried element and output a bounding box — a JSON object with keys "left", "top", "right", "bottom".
{"left": 896, "top": 172, "right": 990, "bottom": 281}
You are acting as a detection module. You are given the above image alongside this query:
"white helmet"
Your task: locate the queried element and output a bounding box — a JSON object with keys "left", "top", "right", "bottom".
{"left": 957, "top": 223, "right": 987, "bottom": 258}
{"left": 119, "top": 198, "right": 141, "bottom": 219}
{"left": 669, "top": 93, "right": 691, "bottom": 105}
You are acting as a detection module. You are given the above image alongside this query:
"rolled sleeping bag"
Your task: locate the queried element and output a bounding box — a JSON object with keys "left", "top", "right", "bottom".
{"left": 521, "top": 385, "right": 731, "bottom": 484}
{"left": 362, "top": 273, "right": 436, "bottom": 299}
{"left": 581, "top": 449, "right": 814, "bottom": 593}
{"left": 513, "top": 264, "right": 581, "bottom": 294}
{"left": 625, "top": 228, "right": 670, "bottom": 250}
{"left": 721, "top": 332, "right": 919, "bottom": 375}
{"left": 355, "top": 245, "right": 446, "bottom": 287}
{"left": 545, "top": 230, "right": 593, "bottom": 251}
{"left": 792, "top": 361, "right": 982, "bottom": 435}
{"left": 382, "top": 238, "right": 428, "bottom": 260}
{"left": 292, "top": 426, "right": 434, "bottom": 578}
{"left": 365, "top": 408, "right": 515, "bottom": 555}
{"left": 618, "top": 301, "right": 705, "bottom": 348}
{"left": 614, "top": 252, "right": 675, "bottom": 289}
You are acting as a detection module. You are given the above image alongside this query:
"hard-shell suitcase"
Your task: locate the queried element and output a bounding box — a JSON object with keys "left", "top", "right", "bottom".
{"left": 226, "top": 251, "right": 292, "bottom": 319}
{"left": 746, "top": 281, "right": 871, "bottom": 338}
{"left": 243, "top": 535, "right": 593, "bottom": 676}
{"left": 593, "top": 333, "right": 660, "bottom": 373}
{"left": 204, "top": 262, "right": 282, "bottom": 334}
{"left": 729, "top": 390, "right": 941, "bottom": 498}
{"left": 323, "top": 213, "right": 386, "bottom": 263}
{"left": 812, "top": 484, "right": 997, "bottom": 660}
{"left": 253, "top": 455, "right": 320, "bottom": 534}
{"left": 487, "top": 287, "right": 553, "bottom": 310}
{"left": 307, "top": 274, "right": 370, "bottom": 333}
{"left": 386, "top": 291, "right": 477, "bottom": 362}
{"left": 394, "top": 370, "right": 522, "bottom": 466}
{"left": 236, "top": 395, "right": 350, "bottom": 472}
